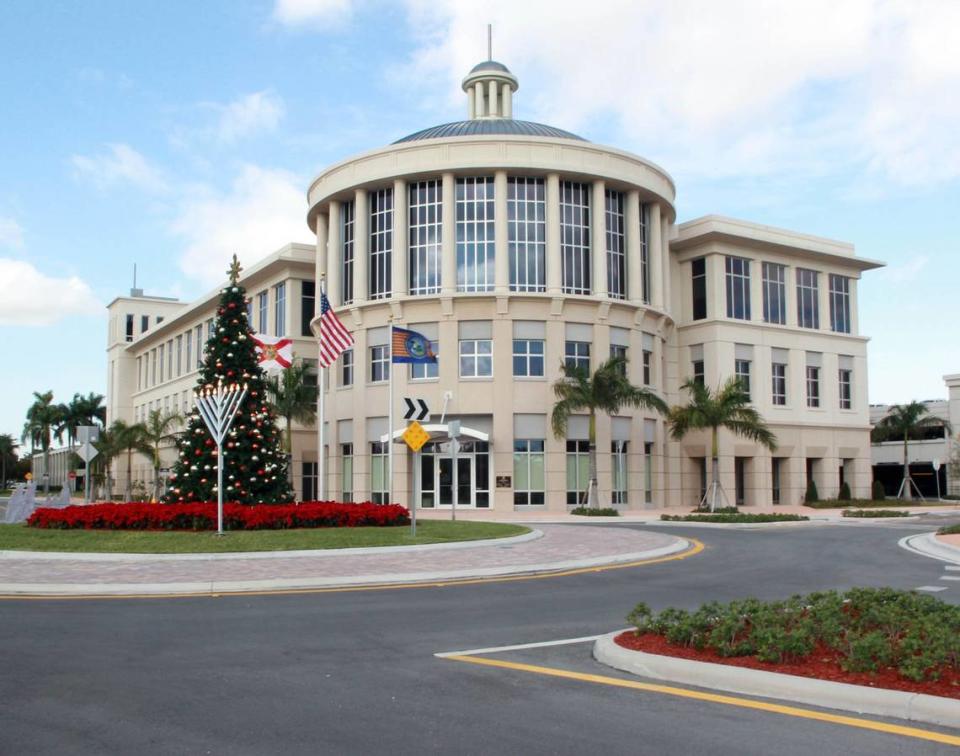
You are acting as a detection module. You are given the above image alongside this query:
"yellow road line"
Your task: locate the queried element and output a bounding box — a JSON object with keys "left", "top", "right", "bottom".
{"left": 0, "top": 538, "right": 704, "bottom": 601}
{"left": 443, "top": 654, "right": 960, "bottom": 746}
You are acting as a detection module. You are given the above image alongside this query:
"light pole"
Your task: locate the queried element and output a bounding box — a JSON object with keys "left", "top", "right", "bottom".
{"left": 194, "top": 380, "right": 247, "bottom": 535}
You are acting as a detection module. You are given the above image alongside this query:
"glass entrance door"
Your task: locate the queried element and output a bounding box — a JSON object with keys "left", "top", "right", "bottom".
{"left": 438, "top": 456, "right": 473, "bottom": 507}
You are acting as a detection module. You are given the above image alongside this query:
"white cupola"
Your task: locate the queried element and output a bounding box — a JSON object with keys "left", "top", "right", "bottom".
{"left": 462, "top": 60, "right": 519, "bottom": 120}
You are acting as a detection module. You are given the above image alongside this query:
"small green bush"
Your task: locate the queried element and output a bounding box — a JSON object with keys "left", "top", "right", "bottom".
{"left": 626, "top": 587, "right": 960, "bottom": 683}
{"left": 838, "top": 481, "right": 852, "bottom": 501}
{"left": 693, "top": 506, "right": 739, "bottom": 514}
{"left": 938, "top": 523, "right": 960, "bottom": 535}
{"left": 661, "top": 513, "right": 809, "bottom": 523}
{"left": 843, "top": 509, "right": 910, "bottom": 518}
{"left": 872, "top": 480, "right": 887, "bottom": 500}
{"left": 570, "top": 506, "right": 620, "bottom": 516}
{"left": 804, "top": 479, "right": 819, "bottom": 504}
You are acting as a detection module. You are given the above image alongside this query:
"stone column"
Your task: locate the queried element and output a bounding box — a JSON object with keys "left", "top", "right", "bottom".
{"left": 314, "top": 211, "right": 328, "bottom": 315}
{"left": 353, "top": 189, "right": 369, "bottom": 303}
{"left": 648, "top": 203, "right": 663, "bottom": 309}
{"left": 546, "top": 173, "right": 562, "bottom": 295}
{"left": 494, "top": 170, "right": 509, "bottom": 294}
{"left": 441, "top": 172, "right": 456, "bottom": 295}
{"left": 467, "top": 86, "right": 476, "bottom": 119}
{"left": 626, "top": 190, "right": 642, "bottom": 304}
{"left": 502, "top": 82, "right": 512, "bottom": 118}
{"left": 488, "top": 80, "right": 498, "bottom": 116}
{"left": 818, "top": 271, "right": 830, "bottom": 331}
{"left": 327, "top": 200, "right": 342, "bottom": 306}
{"left": 784, "top": 265, "right": 797, "bottom": 327}
{"left": 392, "top": 178, "right": 408, "bottom": 297}
{"left": 750, "top": 256, "right": 764, "bottom": 323}
{"left": 592, "top": 180, "right": 607, "bottom": 298}
{"left": 660, "top": 214, "right": 671, "bottom": 314}
{"left": 849, "top": 278, "right": 859, "bottom": 335}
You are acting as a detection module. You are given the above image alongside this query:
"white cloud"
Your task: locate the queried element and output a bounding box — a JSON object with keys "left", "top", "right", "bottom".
{"left": 0, "top": 217, "right": 24, "bottom": 250}
{"left": 70, "top": 143, "right": 168, "bottom": 193}
{"left": 214, "top": 91, "right": 285, "bottom": 143}
{"left": 0, "top": 259, "right": 100, "bottom": 326}
{"left": 170, "top": 165, "right": 313, "bottom": 285}
{"left": 398, "top": 0, "right": 960, "bottom": 187}
{"left": 273, "top": 0, "right": 354, "bottom": 27}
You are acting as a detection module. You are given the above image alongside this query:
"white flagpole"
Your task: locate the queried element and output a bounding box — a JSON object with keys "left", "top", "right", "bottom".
{"left": 387, "top": 317, "right": 394, "bottom": 504}
{"left": 317, "top": 277, "right": 326, "bottom": 501}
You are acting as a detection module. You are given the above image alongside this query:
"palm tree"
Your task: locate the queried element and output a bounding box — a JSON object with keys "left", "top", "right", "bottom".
{"left": 668, "top": 377, "right": 777, "bottom": 511}
{"left": 21, "top": 390, "right": 63, "bottom": 494}
{"left": 551, "top": 356, "right": 667, "bottom": 508}
{"left": 110, "top": 420, "right": 152, "bottom": 500}
{"left": 92, "top": 427, "right": 121, "bottom": 500}
{"left": 0, "top": 433, "right": 18, "bottom": 489}
{"left": 56, "top": 392, "right": 106, "bottom": 447}
{"left": 873, "top": 401, "right": 952, "bottom": 500}
{"left": 142, "top": 409, "right": 183, "bottom": 501}
{"left": 265, "top": 361, "right": 318, "bottom": 454}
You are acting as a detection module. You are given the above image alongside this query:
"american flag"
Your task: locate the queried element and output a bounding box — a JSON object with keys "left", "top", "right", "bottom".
{"left": 318, "top": 291, "right": 354, "bottom": 367}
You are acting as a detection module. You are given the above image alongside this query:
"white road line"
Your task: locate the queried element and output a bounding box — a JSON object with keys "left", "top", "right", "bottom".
{"left": 916, "top": 585, "right": 948, "bottom": 592}
{"left": 435, "top": 632, "right": 628, "bottom": 658}
{"left": 945, "top": 566, "right": 960, "bottom": 572}
{"left": 938, "top": 576, "right": 960, "bottom": 581}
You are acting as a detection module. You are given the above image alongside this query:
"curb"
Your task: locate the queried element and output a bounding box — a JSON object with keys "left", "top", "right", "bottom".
{"left": 592, "top": 632, "right": 960, "bottom": 729}
{"left": 899, "top": 532, "right": 960, "bottom": 565}
{"left": 0, "top": 538, "right": 692, "bottom": 597}
{"left": 0, "top": 528, "right": 543, "bottom": 562}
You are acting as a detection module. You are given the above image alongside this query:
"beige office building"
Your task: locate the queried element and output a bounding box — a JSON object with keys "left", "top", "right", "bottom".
{"left": 106, "top": 58, "right": 882, "bottom": 509}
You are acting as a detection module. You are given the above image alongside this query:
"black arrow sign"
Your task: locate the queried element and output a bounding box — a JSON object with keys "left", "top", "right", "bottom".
{"left": 403, "top": 398, "right": 430, "bottom": 421}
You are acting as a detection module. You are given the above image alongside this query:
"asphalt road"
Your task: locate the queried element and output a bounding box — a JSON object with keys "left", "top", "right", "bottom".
{"left": 2, "top": 517, "right": 959, "bottom": 755}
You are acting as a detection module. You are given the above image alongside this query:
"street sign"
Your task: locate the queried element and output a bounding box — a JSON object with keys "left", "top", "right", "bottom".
{"left": 402, "top": 421, "right": 430, "bottom": 452}
{"left": 77, "top": 425, "right": 100, "bottom": 444}
{"left": 76, "top": 441, "right": 99, "bottom": 464}
{"left": 403, "top": 397, "right": 430, "bottom": 422}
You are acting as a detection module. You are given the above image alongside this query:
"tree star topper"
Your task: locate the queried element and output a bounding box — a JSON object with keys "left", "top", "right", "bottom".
{"left": 228, "top": 254, "right": 242, "bottom": 283}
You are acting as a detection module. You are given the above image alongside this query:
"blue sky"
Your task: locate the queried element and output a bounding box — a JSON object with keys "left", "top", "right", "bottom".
{"left": 2, "top": 0, "right": 958, "bottom": 443}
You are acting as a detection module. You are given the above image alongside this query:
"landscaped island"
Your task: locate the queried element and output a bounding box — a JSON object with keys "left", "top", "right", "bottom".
{"left": 621, "top": 588, "right": 960, "bottom": 699}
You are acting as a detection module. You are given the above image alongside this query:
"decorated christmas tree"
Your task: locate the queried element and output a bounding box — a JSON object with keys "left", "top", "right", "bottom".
{"left": 164, "top": 256, "right": 293, "bottom": 504}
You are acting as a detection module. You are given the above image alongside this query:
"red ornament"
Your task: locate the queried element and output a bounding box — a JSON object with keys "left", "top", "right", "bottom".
{"left": 195, "top": 449, "right": 202, "bottom": 456}
{"left": 222, "top": 337, "right": 229, "bottom": 344}
{"left": 205, "top": 438, "right": 214, "bottom": 447}
{"left": 228, "top": 302, "right": 236, "bottom": 309}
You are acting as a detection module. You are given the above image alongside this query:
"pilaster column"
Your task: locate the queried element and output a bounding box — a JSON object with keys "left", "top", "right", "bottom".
{"left": 660, "top": 214, "right": 671, "bottom": 315}
{"left": 475, "top": 84, "right": 485, "bottom": 116}
{"left": 392, "top": 178, "right": 408, "bottom": 297}
{"left": 626, "top": 190, "right": 642, "bottom": 304}
{"left": 750, "top": 256, "right": 763, "bottom": 323}
{"left": 441, "top": 172, "right": 456, "bottom": 295}
{"left": 849, "top": 278, "right": 859, "bottom": 335}
{"left": 327, "top": 201, "right": 341, "bottom": 306}
{"left": 710, "top": 254, "right": 725, "bottom": 320}
{"left": 784, "top": 266, "right": 797, "bottom": 327}
{"left": 592, "top": 180, "right": 607, "bottom": 298}
{"left": 488, "top": 80, "right": 498, "bottom": 116}
{"left": 467, "top": 87, "right": 476, "bottom": 119}
{"left": 818, "top": 271, "right": 830, "bottom": 331}
{"left": 494, "top": 170, "right": 509, "bottom": 294}
{"left": 648, "top": 203, "right": 663, "bottom": 309}
{"left": 546, "top": 173, "right": 562, "bottom": 295}
{"left": 314, "top": 211, "right": 328, "bottom": 315}
{"left": 502, "top": 82, "right": 512, "bottom": 118}
{"left": 354, "top": 189, "right": 369, "bottom": 303}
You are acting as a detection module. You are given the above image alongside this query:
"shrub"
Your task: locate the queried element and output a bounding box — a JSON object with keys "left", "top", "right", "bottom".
{"left": 843, "top": 509, "right": 910, "bottom": 518}
{"left": 804, "top": 479, "right": 819, "bottom": 504}
{"left": 661, "top": 513, "right": 809, "bottom": 523}
{"left": 693, "top": 506, "right": 739, "bottom": 514}
{"left": 626, "top": 587, "right": 960, "bottom": 683}
{"left": 570, "top": 506, "right": 620, "bottom": 516}
{"left": 28, "top": 502, "right": 410, "bottom": 531}
{"left": 939, "top": 523, "right": 960, "bottom": 535}
{"left": 872, "top": 480, "right": 887, "bottom": 500}
{"left": 838, "top": 481, "right": 852, "bottom": 501}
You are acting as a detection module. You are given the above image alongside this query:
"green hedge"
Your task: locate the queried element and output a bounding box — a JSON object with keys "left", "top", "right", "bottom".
{"left": 570, "top": 506, "right": 620, "bottom": 516}
{"left": 627, "top": 587, "right": 960, "bottom": 681}
{"left": 842, "top": 509, "right": 911, "bottom": 518}
{"left": 804, "top": 499, "right": 946, "bottom": 509}
{"left": 939, "top": 523, "right": 960, "bottom": 535}
{"left": 661, "top": 513, "right": 809, "bottom": 523}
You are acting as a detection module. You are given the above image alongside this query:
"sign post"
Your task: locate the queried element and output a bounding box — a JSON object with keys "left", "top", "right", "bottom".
{"left": 401, "top": 421, "right": 431, "bottom": 537}
{"left": 933, "top": 458, "right": 942, "bottom": 501}
{"left": 77, "top": 426, "right": 100, "bottom": 505}
{"left": 448, "top": 420, "right": 460, "bottom": 522}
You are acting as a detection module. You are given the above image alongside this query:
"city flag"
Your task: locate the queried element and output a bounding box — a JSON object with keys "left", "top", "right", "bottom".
{"left": 251, "top": 334, "right": 293, "bottom": 371}
{"left": 392, "top": 326, "right": 437, "bottom": 364}
{"left": 318, "top": 292, "right": 355, "bottom": 367}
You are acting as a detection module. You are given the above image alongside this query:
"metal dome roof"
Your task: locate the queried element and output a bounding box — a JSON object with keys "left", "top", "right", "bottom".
{"left": 394, "top": 119, "right": 586, "bottom": 144}
{"left": 469, "top": 59, "right": 512, "bottom": 74}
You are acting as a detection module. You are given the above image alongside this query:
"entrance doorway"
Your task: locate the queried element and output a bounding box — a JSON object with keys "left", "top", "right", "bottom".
{"left": 418, "top": 440, "right": 490, "bottom": 508}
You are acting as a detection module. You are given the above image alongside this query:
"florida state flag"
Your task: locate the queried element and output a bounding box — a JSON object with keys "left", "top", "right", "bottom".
{"left": 252, "top": 333, "right": 293, "bottom": 372}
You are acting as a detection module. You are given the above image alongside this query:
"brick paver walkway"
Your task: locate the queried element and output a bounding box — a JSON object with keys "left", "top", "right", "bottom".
{"left": 0, "top": 525, "right": 684, "bottom": 595}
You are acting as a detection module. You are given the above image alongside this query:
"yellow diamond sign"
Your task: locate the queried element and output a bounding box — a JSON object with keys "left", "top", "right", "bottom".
{"left": 402, "top": 420, "right": 430, "bottom": 452}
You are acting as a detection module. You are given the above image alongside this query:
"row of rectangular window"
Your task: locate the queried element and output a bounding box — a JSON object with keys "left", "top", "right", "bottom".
{"left": 338, "top": 178, "right": 652, "bottom": 304}
{"left": 123, "top": 313, "right": 165, "bottom": 343}
{"left": 694, "top": 256, "right": 852, "bottom": 333}
{"left": 338, "top": 339, "right": 654, "bottom": 386}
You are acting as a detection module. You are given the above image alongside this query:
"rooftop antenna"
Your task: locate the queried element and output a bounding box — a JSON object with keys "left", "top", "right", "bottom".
{"left": 487, "top": 23, "right": 492, "bottom": 60}
{"left": 130, "top": 263, "right": 143, "bottom": 297}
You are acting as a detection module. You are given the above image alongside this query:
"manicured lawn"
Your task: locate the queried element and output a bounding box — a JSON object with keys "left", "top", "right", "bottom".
{"left": 0, "top": 521, "right": 529, "bottom": 554}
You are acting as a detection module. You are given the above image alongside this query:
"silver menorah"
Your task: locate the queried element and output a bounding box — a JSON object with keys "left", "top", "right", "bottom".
{"left": 194, "top": 380, "right": 248, "bottom": 535}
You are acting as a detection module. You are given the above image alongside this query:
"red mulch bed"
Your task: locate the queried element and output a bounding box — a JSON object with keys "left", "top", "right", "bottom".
{"left": 615, "top": 631, "right": 960, "bottom": 700}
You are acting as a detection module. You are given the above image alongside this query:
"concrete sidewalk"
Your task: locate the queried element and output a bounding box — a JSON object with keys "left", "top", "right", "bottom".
{"left": 0, "top": 524, "right": 691, "bottom": 597}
